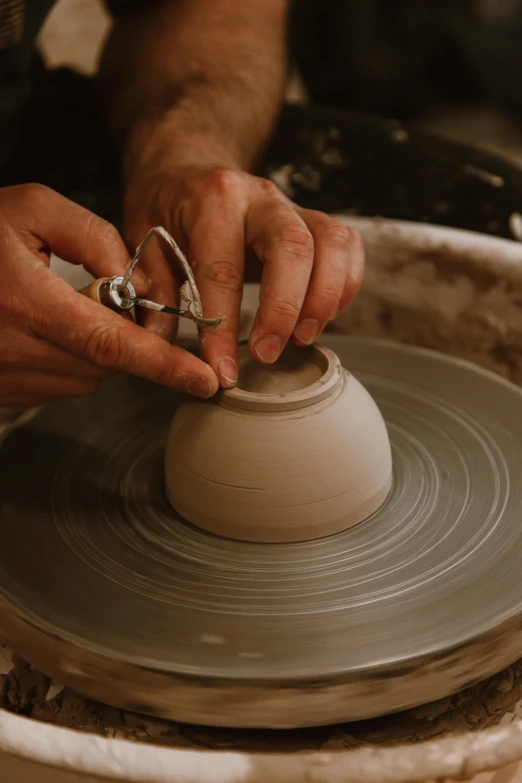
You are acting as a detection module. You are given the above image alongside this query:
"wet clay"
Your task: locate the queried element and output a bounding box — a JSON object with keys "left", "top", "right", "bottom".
{"left": 165, "top": 343, "right": 393, "bottom": 543}
{"left": 329, "top": 217, "right": 522, "bottom": 385}
{"left": 236, "top": 344, "right": 326, "bottom": 394}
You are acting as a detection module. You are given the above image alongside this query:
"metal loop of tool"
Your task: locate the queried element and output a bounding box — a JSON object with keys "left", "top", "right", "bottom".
{"left": 99, "top": 276, "right": 137, "bottom": 312}
{"left": 113, "top": 227, "right": 223, "bottom": 331}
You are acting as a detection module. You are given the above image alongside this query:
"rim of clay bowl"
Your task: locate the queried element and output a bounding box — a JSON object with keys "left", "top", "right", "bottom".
{"left": 220, "top": 343, "right": 344, "bottom": 412}
{"left": 2, "top": 709, "right": 522, "bottom": 783}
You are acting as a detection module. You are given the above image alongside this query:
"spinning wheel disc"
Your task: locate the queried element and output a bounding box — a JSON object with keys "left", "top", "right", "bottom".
{"left": 1, "top": 337, "right": 522, "bottom": 728}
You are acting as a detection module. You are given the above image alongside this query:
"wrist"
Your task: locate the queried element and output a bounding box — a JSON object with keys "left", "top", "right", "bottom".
{"left": 122, "top": 101, "right": 260, "bottom": 189}
{"left": 121, "top": 113, "right": 246, "bottom": 241}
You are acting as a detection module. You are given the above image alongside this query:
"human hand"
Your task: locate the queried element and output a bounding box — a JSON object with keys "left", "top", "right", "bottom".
{"left": 0, "top": 184, "right": 219, "bottom": 408}
{"left": 124, "top": 165, "right": 364, "bottom": 389}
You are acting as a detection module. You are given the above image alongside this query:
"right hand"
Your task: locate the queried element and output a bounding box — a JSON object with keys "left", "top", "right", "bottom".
{"left": 0, "top": 184, "right": 218, "bottom": 409}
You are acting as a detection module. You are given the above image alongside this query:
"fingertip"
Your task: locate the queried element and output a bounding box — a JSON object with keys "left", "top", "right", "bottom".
{"left": 250, "top": 333, "right": 283, "bottom": 364}
{"left": 216, "top": 355, "right": 238, "bottom": 388}
{"left": 199, "top": 329, "right": 240, "bottom": 389}
{"left": 186, "top": 377, "right": 216, "bottom": 398}
{"left": 293, "top": 318, "right": 321, "bottom": 346}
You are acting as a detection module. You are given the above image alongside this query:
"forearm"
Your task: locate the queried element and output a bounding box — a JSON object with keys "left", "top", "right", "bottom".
{"left": 100, "top": 0, "right": 290, "bottom": 179}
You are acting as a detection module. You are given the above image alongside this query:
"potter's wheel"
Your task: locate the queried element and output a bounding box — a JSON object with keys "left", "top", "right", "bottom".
{"left": 1, "top": 336, "right": 522, "bottom": 729}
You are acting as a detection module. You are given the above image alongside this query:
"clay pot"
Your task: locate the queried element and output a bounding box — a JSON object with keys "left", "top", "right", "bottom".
{"left": 164, "top": 342, "right": 392, "bottom": 543}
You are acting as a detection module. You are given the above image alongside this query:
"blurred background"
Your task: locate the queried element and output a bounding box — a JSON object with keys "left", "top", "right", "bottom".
{"left": 9, "top": 0, "right": 522, "bottom": 237}
{"left": 37, "top": 0, "right": 522, "bottom": 165}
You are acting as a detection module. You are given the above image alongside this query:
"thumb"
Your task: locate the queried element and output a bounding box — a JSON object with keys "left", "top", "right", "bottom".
{"left": 33, "top": 268, "right": 218, "bottom": 397}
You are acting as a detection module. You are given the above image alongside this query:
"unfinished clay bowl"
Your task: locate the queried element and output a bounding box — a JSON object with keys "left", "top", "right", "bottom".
{"left": 164, "top": 342, "right": 392, "bottom": 543}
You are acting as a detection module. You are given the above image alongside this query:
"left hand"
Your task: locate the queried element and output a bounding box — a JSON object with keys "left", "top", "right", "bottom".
{"left": 124, "top": 165, "right": 364, "bottom": 389}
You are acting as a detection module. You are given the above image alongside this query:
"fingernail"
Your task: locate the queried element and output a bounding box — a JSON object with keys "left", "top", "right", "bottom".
{"left": 253, "top": 334, "right": 283, "bottom": 364}
{"left": 186, "top": 378, "right": 213, "bottom": 398}
{"left": 217, "top": 356, "right": 238, "bottom": 385}
{"left": 294, "top": 319, "right": 320, "bottom": 345}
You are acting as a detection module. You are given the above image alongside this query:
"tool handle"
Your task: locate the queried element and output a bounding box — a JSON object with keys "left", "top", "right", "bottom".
{"left": 79, "top": 278, "right": 112, "bottom": 306}
{"left": 79, "top": 278, "right": 136, "bottom": 321}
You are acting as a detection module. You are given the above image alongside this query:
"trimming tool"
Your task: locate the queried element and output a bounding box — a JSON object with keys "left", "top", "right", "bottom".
{"left": 81, "top": 226, "right": 223, "bottom": 329}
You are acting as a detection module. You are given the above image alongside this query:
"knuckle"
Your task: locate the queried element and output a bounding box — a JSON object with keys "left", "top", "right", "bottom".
{"left": 17, "top": 183, "right": 52, "bottom": 208}
{"left": 315, "top": 218, "right": 363, "bottom": 252}
{"left": 81, "top": 322, "right": 125, "bottom": 368}
{"left": 202, "top": 324, "right": 235, "bottom": 347}
{"left": 204, "top": 258, "right": 243, "bottom": 292}
{"left": 204, "top": 168, "right": 243, "bottom": 196}
{"left": 86, "top": 214, "right": 121, "bottom": 250}
{"left": 270, "top": 295, "right": 302, "bottom": 323}
{"left": 154, "top": 361, "right": 182, "bottom": 388}
{"left": 319, "top": 282, "right": 344, "bottom": 306}
{"left": 323, "top": 220, "right": 353, "bottom": 249}
{"left": 257, "top": 178, "right": 280, "bottom": 198}
{"left": 278, "top": 223, "right": 314, "bottom": 262}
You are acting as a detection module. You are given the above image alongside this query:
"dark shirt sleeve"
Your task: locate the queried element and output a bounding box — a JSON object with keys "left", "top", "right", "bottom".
{"left": 104, "top": 0, "right": 174, "bottom": 17}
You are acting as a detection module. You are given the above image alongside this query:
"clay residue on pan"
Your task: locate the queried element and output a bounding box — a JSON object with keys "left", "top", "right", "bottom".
{"left": 1, "top": 646, "right": 522, "bottom": 751}
{"left": 331, "top": 220, "right": 522, "bottom": 385}
{"left": 236, "top": 344, "right": 326, "bottom": 394}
